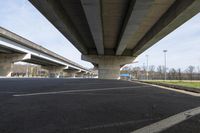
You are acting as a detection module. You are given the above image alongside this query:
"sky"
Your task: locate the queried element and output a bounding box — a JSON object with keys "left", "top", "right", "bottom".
{"left": 0, "top": 0, "right": 200, "bottom": 71}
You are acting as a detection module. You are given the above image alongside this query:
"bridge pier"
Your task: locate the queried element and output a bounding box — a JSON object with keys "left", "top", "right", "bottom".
{"left": 0, "top": 56, "right": 13, "bottom": 77}
{"left": 0, "top": 54, "right": 31, "bottom": 77}
{"left": 76, "top": 71, "right": 87, "bottom": 78}
{"left": 82, "top": 55, "right": 134, "bottom": 79}
{"left": 84, "top": 73, "right": 91, "bottom": 78}
{"left": 89, "top": 73, "right": 94, "bottom": 78}
{"left": 63, "top": 71, "right": 76, "bottom": 78}
{"left": 42, "top": 66, "right": 64, "bottom": 78}
{"left": 63, "top": 69, "right": 81, "bottom": 78}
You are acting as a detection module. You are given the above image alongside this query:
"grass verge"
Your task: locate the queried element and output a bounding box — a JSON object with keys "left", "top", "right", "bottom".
{"left": 146, "top": 80, "right": 200, "bottom": 89}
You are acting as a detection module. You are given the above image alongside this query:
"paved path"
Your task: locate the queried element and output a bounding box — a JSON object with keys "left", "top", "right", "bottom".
{"left": 0, "top": 78, "right": 199, "bottom": 133}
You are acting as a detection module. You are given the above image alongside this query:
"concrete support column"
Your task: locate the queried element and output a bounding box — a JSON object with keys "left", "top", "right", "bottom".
{"left": 76, "top": 71, "right": 86, "bottom": 78}
{"left": 63, "top": 71, "right": 76, "bottom": 78}
{"left": 0, "top": 57, "right": 13, "bottom": 77}
{"left": 70, "top": 72, "right": 76, "bottom": 78}
{"left": 0, "top": 54, "right": 31, "bottom": 77}
{"left": 89, "top": 73, "right": 93, "bottom": 78}
{"left": 76, "top": 73, "right": 83, "bottom": 78}
{"left": 42, "top": 66, "right": 64, "bottom": 78}
{"left": 98, "top": 64, "right": 120, "bottom": 79}
{"left": 85, "top": 73, "right": 90, "bottom": 78}
{"left": 63, "top": 69, "right": 81, "bottom": 78}
{"left": 82, "top": 55, "right": 135, "bottom": 79}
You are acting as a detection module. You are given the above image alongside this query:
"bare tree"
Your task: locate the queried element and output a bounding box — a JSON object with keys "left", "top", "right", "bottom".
{"left": 186, "top": 65, "right": 195, "bottom": 80}
{"left": 169, "top": 68, "right": 177, "bottom": 80}
{"left": 131, "top": 67, "right": 141, "bottom": 79}
{"left": 177, "top": 68, "right": 182, "bottom": 80}
{"left": 149, "top": 65, "right": 155, "bottom": 79}
{"left": 157, "top": 65, "right": 164, "bottom": 79}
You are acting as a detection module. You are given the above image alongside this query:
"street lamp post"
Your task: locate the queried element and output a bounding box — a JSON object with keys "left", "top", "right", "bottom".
{"left": 163, "top": 50, "right": 167, "bottom": 81}
{"left": 146, "top": 55, "right": 149, "bottom": 80}
{"left": 198, "top": 66, "right": 200, "bottom": 80}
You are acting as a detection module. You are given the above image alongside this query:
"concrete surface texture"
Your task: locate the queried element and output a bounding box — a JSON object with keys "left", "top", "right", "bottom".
{"left": 0, "top": 54, "right": 31, "bottom": 77}
{"left": 82, "top": 55, "right": 135, "bottom": 79}
{"left": 0, "top": 57, "right": 13, "bottom": 77}
{"left": 42, "top": 66, "right": 65, "bottom": 78}
{"left": 29, "top": 0, "right": 200, "bottom": 79}
{"left": 63, "top": 70, "right": 78, "bottom": 78}
{"left": 0, "top": 78, "right": 199, "bottom": 133}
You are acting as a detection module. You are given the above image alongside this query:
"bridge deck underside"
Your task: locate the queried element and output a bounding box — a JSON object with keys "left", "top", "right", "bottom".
{"left": 29, "top": 0, "right": 200, "bottom": 57}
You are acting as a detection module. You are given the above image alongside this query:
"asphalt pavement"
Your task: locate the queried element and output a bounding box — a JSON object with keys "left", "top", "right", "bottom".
{"left": 0, "top": 78, "right": 199, "bottom": 133}
{"left": 162, "top": 114, "right": 200, "bottom": 133}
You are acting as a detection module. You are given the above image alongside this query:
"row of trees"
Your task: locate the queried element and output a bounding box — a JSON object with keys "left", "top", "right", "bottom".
{"left": 121, "top": 65, "right": 200, "bottom": 80}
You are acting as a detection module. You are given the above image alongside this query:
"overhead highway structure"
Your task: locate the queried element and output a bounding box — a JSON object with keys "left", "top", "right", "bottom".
{"left": 0, "top": 27, "right": 91, "bottom": 77}
{"left": 29, "top": 0, "right": 200, "bottom": 79}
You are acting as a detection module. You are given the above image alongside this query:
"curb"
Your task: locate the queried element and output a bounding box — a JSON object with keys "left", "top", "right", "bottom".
{"left": 138, "top": 81, "right": 200, "bottom": 93}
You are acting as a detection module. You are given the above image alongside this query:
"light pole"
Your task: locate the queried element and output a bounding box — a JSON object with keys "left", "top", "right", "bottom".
{"left": 26, "top": 64, "right": 29, "bottom": 77}
{"left": 146, "top": 55, "right": 149, "bottom": 80}
{"left": 198, "top": 66, "right": 200, "bottom": 80}
{"left": 163, "top": 50, "right": 167, "bottom": 81}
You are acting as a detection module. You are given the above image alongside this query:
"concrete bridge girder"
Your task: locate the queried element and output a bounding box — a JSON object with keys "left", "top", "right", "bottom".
{"left": 29, "top": 0, "right": 200, "bottom": 79}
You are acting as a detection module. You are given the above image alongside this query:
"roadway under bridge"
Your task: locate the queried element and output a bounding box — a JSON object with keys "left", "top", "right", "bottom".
{"left": 0, "top": 78, "right": 199, "bottom": 133}
{"left": 29, "top": 0, "right": 200, "bottom": 79}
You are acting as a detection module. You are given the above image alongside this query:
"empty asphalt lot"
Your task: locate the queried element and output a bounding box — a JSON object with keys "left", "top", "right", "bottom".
{"left": 0, "top": 78, "right": 199, "bottom": 133}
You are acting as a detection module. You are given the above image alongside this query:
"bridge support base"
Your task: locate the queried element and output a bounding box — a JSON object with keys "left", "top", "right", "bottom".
{"left": 63, "top": 69, "right": 83, "bottom": 78}
{"left": 42, "top": 66, "right": 64, "bottom": 78}
{"left": 82, "top": 55, "right": 135, "bottom": 79}
{"left": 76, "top": 71, "right": 87, "bottom": 78}
{"left": 63, "top": 71, "right": 76, "bottom": 78}
{"left": 0, "top": 54, "right": 31, "bottom": 77}
{"left": 0, "top": 58, "right": 13, "bottom": 77}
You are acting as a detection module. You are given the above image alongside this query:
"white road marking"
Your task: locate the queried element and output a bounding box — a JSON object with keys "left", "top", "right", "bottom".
{"left": 64, "top": 82, "right": 103, "bottom": 85}
{"left": 81, "top": 118, "right": 161, "bottom": 131}
{"left": 131, "top": 81, "right": 200, "bottom": 97}
{"left": 63, "top": 82, "right": 130, "bottom": 85}
{"left": 57, "top": 92, "right": 142, "bottom": 96}
{"left": 131, "top": 106, "right": 200, "bottom": 133}
{"left": 13, "top": 85, "right": 148, "bottom": 97}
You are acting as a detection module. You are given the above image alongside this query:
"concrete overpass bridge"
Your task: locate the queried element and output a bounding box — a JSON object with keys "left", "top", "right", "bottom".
{"left": 0, "top": 27, "right": 92, "bottom": 78}
{"left": 29, "top": 0, "right": 200, "bottom": 79}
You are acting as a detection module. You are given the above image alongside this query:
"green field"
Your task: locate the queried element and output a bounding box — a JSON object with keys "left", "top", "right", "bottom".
{"left": 146, "top": 80, "right": 200, "bottom": 89}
